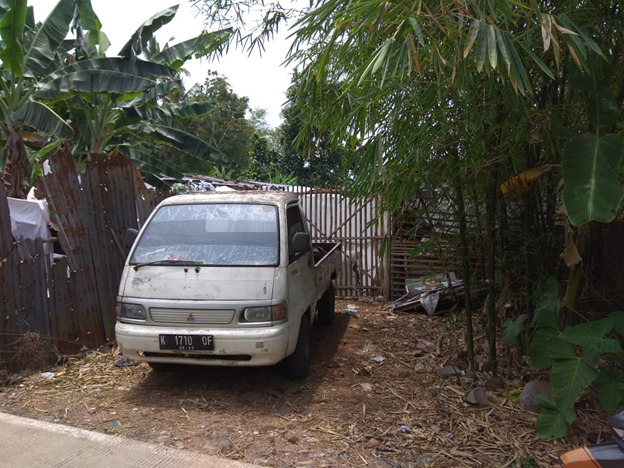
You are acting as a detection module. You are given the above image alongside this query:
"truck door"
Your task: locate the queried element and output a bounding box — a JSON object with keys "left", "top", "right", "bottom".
{"left": 286, "top": 204, "right": 315, "bottom": 322}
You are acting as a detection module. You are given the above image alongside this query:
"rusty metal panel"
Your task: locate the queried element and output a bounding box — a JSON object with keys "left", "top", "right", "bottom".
{"left": 2, "top": 148, "right": 168, "bottom": 370}
{"left": 35, "top": 149, "right": 165, "bottom": 345}
{"left": 15, "top": 240, "right": 51, "bottom": 337}
{"left": 0, "top": 239, "right": 51, "bottom": 370}
{"left": 0, "top": 249, "right": 17, "bottom": 367}
{"left": 47, "top": 258, "right": 102, "bottom": 351}
{"left": 48, "top": 257, "right": 75, "bottom": 352}
{"left": 35, "top": 147, "right": 85, "bottom": 270}
{"left": 36, "top": 145, "right": 105, "bottom": 346}
{"left": 0, "top": 176, "right": 15, "bottom": 365}
{"left": 0, "top": 176, "right": 13, "bottom": 259}
{"left": 81, "top": 153, "right": 156, "bottom": 339}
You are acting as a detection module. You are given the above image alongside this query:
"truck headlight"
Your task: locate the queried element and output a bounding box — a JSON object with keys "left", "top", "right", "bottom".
{"left": 242, "top": 304, "right": 287, "bottom": 323}
{"left": 119, "top": 303, "right": 147, "bottom": 320}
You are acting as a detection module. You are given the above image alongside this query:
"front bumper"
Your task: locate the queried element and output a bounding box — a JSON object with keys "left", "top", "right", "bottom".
{"left": 115, "top": 321, "right": 290, "bottom": 367}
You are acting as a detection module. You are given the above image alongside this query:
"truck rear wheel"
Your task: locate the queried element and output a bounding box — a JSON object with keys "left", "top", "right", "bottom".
{"left": 317, "top": 284, "right": 335, "bottom": 326}
{"left": 286, "top": 316, "right": 310, "bottom": 379}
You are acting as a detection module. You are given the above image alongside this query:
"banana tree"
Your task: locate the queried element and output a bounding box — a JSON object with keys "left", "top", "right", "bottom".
{"left": 0, "top": 1, "right": 233, "bottom": 195}
{"left": 37, "top": 5, "right": 233, "bottom": 186}
{"left": 0, "top": 0, "right": 78, "bottom": 197}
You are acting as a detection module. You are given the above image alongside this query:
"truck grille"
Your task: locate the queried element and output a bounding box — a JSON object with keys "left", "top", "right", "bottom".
{"left": 150, "top": 308, "right": 235, "bottom": 325}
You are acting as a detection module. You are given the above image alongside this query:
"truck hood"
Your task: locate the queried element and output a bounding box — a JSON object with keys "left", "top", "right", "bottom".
{"left": 119, "top": 266, "right": 277, "bottom": 301}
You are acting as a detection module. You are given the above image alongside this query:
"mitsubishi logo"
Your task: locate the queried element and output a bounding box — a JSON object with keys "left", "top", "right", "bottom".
{"left": 186, "top": 313, "right": 195, "bottom": 321}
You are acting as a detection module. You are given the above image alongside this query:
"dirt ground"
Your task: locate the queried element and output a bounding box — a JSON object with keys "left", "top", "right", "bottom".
{"left": 0, "top": 299, "right": 608, "bottom": 467}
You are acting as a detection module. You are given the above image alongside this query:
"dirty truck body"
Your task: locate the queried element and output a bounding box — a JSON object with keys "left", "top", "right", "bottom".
{"left": 115, "top": 191, "right": 340, "bottom": 377}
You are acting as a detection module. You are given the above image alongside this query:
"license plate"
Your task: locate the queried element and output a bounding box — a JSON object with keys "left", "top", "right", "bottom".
{"left": 159, "top": 334, "right": 214, "bottom": 351}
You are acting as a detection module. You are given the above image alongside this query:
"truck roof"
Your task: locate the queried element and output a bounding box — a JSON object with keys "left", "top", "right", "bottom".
{"left": 159, "top": 190, "right": 299, "bottom": 207}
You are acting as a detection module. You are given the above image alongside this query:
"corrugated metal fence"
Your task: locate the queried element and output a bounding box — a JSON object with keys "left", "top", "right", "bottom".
{"left": 1, "top": 150, "right": 461, "bottom": 371}
{"left": 0, "top": 146, "right": 164, "bottom": 370}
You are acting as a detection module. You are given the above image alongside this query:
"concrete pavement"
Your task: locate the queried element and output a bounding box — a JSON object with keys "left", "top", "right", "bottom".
{"left": 0, "top": 411, "right": 258, "bottom": 467}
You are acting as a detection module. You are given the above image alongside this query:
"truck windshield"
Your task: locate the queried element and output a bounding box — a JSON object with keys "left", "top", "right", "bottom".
{"left": 130, "top": 203, "right": 279, "bottom": 266}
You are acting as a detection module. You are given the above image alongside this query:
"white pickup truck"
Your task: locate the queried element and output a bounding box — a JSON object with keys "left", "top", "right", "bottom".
{"left": 115, "top": 191, "right": 340, "bottom": 378}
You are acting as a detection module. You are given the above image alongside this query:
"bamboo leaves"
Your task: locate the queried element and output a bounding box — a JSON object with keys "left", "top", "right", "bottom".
{"left": 476, "top": 22, "right": 486, "bottom": 72}
{"left": 462, "top": 19, "right": 520, "bottom": 86}
{"left": 486, "top": 24, "right": 497, "bottom": 69}
{"left": 463, "top": 19, "right": 479, "bottom": 58}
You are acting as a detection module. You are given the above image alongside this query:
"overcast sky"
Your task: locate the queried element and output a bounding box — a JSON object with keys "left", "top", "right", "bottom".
{"left": 29, "top": 0, "right": 293, "bottom": 127}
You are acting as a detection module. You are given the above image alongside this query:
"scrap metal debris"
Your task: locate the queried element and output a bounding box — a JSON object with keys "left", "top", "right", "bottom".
{"left": 389, "top": 272, "right": 488, "bottom": 315}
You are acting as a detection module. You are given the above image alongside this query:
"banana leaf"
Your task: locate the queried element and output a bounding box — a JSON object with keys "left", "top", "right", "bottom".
{"left": 14, "top": 99, "right": 73, "bottom": 138}
{"left": 562, "top": 133, "right": 624, "bottom": 225}
{"left": 25, "top": 0, "right": 73, "bottom": 76}
{"left": 118, "top": 6, "right": 178, "bottom": 59}
{"left": 120, "top": 80, "right": 181, "bottom": 108}
{"left": 36, "top": 69, "right": 158, "bottom": 99}
{"left": 39, "top": 57, "right": 176, "bottom": 85}
{"left": 0, "top": 0, "right": 27, "bottom": 75}
{"left": 139, "top": 101, "right": 217, "bottom": 125}
{"left": 152, "top": 29, "right": 232, "bottom": 69}
{"left": 128, "top": 122, "right": 230, "bottom": 165}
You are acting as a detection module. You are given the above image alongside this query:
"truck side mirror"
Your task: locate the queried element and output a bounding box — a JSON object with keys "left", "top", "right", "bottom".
{"left": 292, "top": 232, "right": 310, "bottom": 254}
{"left": 124, "top": 228, "right": 139, "bottom": 253}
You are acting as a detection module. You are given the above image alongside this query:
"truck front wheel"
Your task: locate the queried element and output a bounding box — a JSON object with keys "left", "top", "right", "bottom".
{"left": 317, "top": 284, "right": 335, "bottom": 326}
{"left": 286, "top": 316, "right": 310, "bottom": 379}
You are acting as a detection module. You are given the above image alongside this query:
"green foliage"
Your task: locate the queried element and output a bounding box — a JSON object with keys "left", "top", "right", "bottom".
{"left": 501, "top": 314, "right": 527, "bottom": 346}
{"left": 245, "top": 132, "right": 279, "bottom": 182}
{"left": 562, "top": 133, "right": 624, "bottom": 226}
{"left": 0, "top": 0, "right": 27, "bottom": 75}
{"left": 531, "top": 277, "right": 561, "bottom": 330}
{"left": 0, "top": 0, "right": 80, "bottom": 196}
{"left": 184, "top": 71, "right": 254, "bottom": 174}
{"left": 561, "top": 318, "right": 621, "bottom": 353}
{"left": 536, "top": 395, "right": 577, "bottom": 439}
{"left": 151, "top": 29, "right": 231, "bottom": 69}
{"left": 529, "top": 328, "right": 571, "bottom": 371}
{"left": 596, "top": 369, "right": 624, "bottom": 414}
{"left": 0, "top": 1, "right": 233, "bottom": 195}
{"left": 268, "top": 170, "right": 297, "bottom": 186}
{"left": 520, "top": 456, "right": 536, "bottom": 468}
{"left": 198, "top": 1, "right": 624, "bottom": 446}
{"left": 528, "top": 279, "right": 624, "bottom": 438}
{"left": 550, "top": 348, "right": 600, "bottom": 408}
{"left": 214, "top": 165, "right": 235, "bottom": 180}
{"left": 277, "top": 80, "right": 354, "bottom": 188}
{"left": 118, "top": 5, "right": 178, "bottom": 59}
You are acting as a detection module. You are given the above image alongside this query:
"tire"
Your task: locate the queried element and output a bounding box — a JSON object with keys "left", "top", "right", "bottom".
{"left": 317, "top": 284, "right": 335, "bottom": 326}
{"left": 286, "top": 316, "right": 310, "bottom": 379}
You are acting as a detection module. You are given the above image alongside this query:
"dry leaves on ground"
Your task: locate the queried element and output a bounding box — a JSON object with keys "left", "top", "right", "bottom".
{"left": 0, "top": 299, "right": 609, "bottom": 467}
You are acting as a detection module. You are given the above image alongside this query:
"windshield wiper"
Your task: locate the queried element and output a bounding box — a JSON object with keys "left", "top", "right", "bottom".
{"left": 132, "top": 260, "right": 205, "bottom": 271}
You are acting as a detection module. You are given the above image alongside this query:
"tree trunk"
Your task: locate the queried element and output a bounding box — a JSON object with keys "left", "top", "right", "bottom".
{"left": 455, "top": 170, "right": 475, "bottom": 370}
{"left": 486, "top": 170, "right": 498, "bottom": 376}
{"left": 2, "top": 129, "right": 31, "bottom": 198}
{"left": 453, "top": 160, "right": 475, "bottom": 371}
